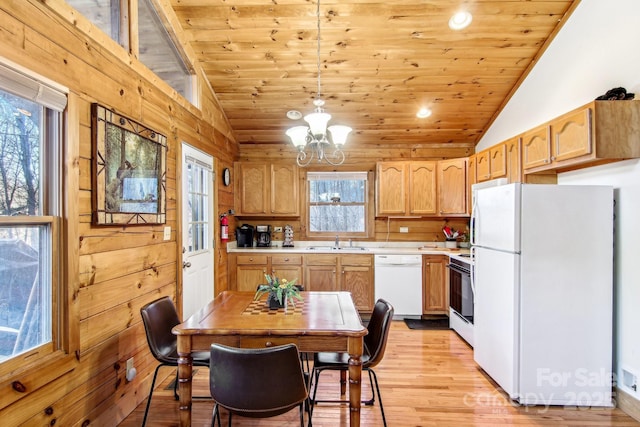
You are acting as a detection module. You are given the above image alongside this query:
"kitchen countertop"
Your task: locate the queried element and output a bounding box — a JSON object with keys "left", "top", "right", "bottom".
{"left": 227, "top": 241, "right": 471, "bottom": 257}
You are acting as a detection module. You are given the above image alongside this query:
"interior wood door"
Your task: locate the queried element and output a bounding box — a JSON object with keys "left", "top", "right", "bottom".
{"left": 181, "top": 143, "right": 214, "bottom": 319}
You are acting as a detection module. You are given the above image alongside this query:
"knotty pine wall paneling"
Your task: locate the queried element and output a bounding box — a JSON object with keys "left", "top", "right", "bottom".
{"left": 0, "top": 1, "right": 237, "bottom": 426}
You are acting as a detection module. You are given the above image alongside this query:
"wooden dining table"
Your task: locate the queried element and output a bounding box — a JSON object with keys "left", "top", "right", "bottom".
{"left": 172, "top": 290, "right": 368, "bottom": 427}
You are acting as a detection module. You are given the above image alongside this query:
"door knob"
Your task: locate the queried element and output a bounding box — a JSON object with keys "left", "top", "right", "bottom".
{"left": 183, "top": 261, "right": 192, "bottom": 268}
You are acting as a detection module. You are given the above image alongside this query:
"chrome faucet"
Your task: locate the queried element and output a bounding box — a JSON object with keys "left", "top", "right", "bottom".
{"left": 334, "top": 235, "right": 340, "bottom": 249}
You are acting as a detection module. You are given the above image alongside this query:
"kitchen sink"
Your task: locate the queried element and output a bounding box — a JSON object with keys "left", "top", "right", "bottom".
{"left": 306, "top": 246, "right": 369, "bottom": 251}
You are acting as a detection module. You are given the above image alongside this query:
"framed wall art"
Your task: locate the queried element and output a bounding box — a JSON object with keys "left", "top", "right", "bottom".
{"left": 92, "top": 104, "right": 167, "bottom": 225}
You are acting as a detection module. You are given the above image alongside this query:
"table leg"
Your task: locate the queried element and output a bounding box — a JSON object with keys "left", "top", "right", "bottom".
{"left": 347, "top": 336, "right": 363, "bottom": 427}
{"left": 176, "top": 336, "right": 193, "bottom": 427}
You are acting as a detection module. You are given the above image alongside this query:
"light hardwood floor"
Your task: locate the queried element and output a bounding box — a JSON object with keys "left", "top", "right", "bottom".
{"left": 119, "top": 321, "right": 639, "bottom": 426}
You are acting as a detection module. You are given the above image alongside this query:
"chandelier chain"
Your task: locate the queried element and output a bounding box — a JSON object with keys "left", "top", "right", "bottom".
{"left": 316, "top": 0, "right": 321, "bottom": 101}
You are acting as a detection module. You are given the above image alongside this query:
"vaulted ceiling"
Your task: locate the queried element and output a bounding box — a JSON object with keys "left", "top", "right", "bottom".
{"left": 169, "top": 0, "right": 577, "bottom": 149}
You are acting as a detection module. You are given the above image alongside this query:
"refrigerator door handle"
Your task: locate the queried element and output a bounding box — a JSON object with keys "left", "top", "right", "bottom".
{"left": 470, "top": 196, "right": 478, "bottom": 246}
{"left": 470, "top": 246, "right": 476, "bottom": 300}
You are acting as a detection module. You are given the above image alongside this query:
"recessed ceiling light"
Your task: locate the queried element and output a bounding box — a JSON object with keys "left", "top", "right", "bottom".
{"left": 449, "top": 11, "right": 473, "bottom": 30}
{"left": 417, "top": 107, "right": 432, "bottom": 119}
{"left": 287, "top": 110, "right": 302, "bottom": 120}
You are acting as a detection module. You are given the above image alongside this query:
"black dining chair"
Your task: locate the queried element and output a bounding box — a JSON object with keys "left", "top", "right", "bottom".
{"left": 309, "top": 299, "right": 394, "bottom": 427}
{"left": 209, "top": 343, "right": 309, "bottom": 427}
{"left": 140, "top": 296, "right": 211, "bottom": 427}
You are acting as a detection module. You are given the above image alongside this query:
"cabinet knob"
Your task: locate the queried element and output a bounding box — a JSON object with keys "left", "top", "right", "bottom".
{"left": 284, "top": 257, "right": 289, "bottom": 261}
{"left": 265, "top": 341, "right": 273, "bottom": 347}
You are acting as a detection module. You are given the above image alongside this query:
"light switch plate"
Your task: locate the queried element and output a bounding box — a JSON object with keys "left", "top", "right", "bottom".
{"left": 163, "top": 226, "right": 171, "bottom": 240}
{"left": 399, "top": 227, "right": 409, "bottom": 233}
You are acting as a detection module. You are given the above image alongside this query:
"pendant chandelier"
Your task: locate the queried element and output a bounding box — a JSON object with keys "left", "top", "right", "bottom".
{"left": 286, "top": 0, "right": 351, "bottom": 167}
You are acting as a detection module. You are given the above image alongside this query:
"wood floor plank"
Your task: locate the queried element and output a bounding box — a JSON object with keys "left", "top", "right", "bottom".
{"left": 118, "top": 321, "right": 639, "bottom": 426}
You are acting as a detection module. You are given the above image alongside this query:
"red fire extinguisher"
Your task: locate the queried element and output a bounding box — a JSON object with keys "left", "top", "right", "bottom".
{"left": 220, "top": 214, "right": 229, "bottom": 241}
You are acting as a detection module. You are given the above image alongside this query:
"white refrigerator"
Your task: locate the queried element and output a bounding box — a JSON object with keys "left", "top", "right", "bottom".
{"left": 471, "top": 183, "right": 613, "bottom": 407}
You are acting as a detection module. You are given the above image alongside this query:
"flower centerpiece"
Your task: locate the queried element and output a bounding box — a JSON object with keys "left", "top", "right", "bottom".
{"left": 254, "top": 273, "right": 303, "bottom": 309}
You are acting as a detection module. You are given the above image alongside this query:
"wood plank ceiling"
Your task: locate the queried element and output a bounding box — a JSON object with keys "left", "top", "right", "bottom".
{"left": 169, "top": 0, "right": 577, "bottom": 149}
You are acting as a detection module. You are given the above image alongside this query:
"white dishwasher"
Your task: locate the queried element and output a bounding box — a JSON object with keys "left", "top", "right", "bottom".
{"left": 374, "top": 254, "right": 423, "bottom": 318}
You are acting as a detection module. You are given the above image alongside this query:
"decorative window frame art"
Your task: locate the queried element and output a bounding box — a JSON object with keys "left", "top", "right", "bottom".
{"left": 92, "top": 104, "right": 167, "bottom": 225}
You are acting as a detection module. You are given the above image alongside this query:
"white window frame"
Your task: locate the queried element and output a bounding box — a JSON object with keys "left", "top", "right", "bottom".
{"left": 306, "top": 171, "right": 373, "bottom": 239}
{"left": 0, "top": 57, "right": 67, "bottom": 376}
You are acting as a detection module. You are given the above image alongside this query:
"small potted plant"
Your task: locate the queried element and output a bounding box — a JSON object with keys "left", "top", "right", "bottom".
{"left": 254, "top": 273, "right": 303, "bottom": 309}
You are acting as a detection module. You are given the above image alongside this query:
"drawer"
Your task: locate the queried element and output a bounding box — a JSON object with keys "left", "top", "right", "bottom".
{"left": 239, "top": 336, "right": 299, "bottom": 348}
{"left": 341, "top": 254, "right": 373, "bottom": 266}
{"left": 236, "top": 255, "right": 268, "bottom": 265}
{"left": 271, "top": 255, "right": 302, "bottom": 265}
{"left": 304, "top": 254, "right": 338, "bottom": 266}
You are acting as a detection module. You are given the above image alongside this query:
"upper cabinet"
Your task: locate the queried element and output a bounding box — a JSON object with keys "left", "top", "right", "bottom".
{"left": 523, "top": 101, "right": 640, "bottom": 174}
{"left": 437, "top": 158, "right": 467, "bottom": 216}
{"left": 376, "top": 160, "right": 466, "bottom": 217}
{"left": 376, "top": 161, "right": 437, "bottom": 216}
{"left": 234, "top": 162, "right": 299, "bottom": 216}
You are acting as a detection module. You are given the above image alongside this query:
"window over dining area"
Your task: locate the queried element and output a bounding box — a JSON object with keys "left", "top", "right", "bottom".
{"left": 0, "top": 60, "right": 66, "bottom": 371}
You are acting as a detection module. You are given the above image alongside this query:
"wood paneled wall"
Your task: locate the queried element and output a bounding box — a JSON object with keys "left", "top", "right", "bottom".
{"left": 237, "top": 143, "right": 473, "bottom": 243}
{"left": 0, "top": 1, "right": 236, "bottom": 425}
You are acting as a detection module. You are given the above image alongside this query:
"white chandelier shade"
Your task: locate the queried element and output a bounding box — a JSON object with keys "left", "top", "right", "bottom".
{"left": 285, "top": 0, "right": 351, "bottom": 166}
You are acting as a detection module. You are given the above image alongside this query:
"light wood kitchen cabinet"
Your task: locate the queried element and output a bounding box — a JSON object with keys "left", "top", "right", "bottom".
{"left": 475, "top": 150, "right": 490, "bottom": 182}
{"left": 521, "top": 124, "right": 552, "bottom": 171}
{"left": 377, "top": 160, "right": 466, "bottom": 217}
{"left": 304, "top": 254, "right": 339, "bottom": 292}
{"left": 376, "top": 161, "right": 437, "bottom": 216}
{"left": 409, "top": 162, "right": 438, "bottom": 215}
{"left": 476, "top": 142, "right": 508, "bottom": 182}
{"left": 234, "top": 162, "right": 299, "bottom": 216}
{"left": 270, "top": 255, "right": 303, "bottom": 285}
{"left": 437, "top": 158, "right": 468, "bottom": 216}
{"left": 340, "top": 254, "right": 374, "bottom": 312}
{"left": 235, "top": 255, "right": 269, "bottom": 292}
{"left": 523, "top": 101, "right": 640, "bottom": 174}
{"left": 376, "top": 162, "right": 407, "bottom": 216}
{"left": 489, "top": 143, "right": 507, "bottom": 179}
{"left": 423, "top": 255, "right": 448, "bottom": 314}
{"left": 304, "top": 253, "right": 374, "bottom": 312}
{"left": 505, "top": 137, "right": 522, "bottom": 183}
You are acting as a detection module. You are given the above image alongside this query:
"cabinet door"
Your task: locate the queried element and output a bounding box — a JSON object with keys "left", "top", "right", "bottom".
{"left": 408, "top": 162, "right": 437, "bottom": 215}
{"left": 341, "top": 265, "right": 374, "bottom": 312}
{"left": 522, "top": 125, "right": 551, "bottom": 170}
{"left": 475, "top": 150, "right": 491, "bottom": 182}
{"left": 423, "top": 256, "right": 447, "bottom": 314}
{"left": 489, "top": 143, "right": 507, "bottom": 179}
{"left": 438, "top": 159, "right": 467, "bottom": 216}
{"left": 237, "top": 265, "right": 268, "bottom": 292}
{"left": 551, "top": 107, "right": 592, "bottom": 163}
{"left": 271, "top": 255, "right": 303, "bottom": 285}
{"left": 270, "top": 164, "right": 299, "bottom": 215}
{"left": 376, "top": 162, "right": 407, "bottom": 215}
{"left": 505, "top": 137, "right": 522, "bottom": 183}
{"left": 235, "top": 162, "right": 268, "bottom": 215}
{"left": 467, "top": 155, "right": 476, "bottom": 214}
{"left": 305, "top": 265, "right": 337, "bottom": 291}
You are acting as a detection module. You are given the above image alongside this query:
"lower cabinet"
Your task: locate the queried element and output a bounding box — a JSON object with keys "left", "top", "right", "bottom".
{"left": 423, "top": 255, "right": 448, "bottom": 314}
{"left": 230, "top": 252, "right": 372, "bottom": 313}
{"left": 341, "top": 255, "right": 374, "bottom": 313}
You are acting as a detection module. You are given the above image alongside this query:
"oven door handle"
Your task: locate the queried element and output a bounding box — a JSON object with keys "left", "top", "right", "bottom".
{"left": 446, "top": 263, "right": 470, "bottom": 275}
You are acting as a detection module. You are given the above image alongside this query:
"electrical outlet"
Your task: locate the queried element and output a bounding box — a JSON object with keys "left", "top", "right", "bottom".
{"left": 163, "top": 226, "right": 171, "bottom": 240}
{"left": 274, "top": 226, "right": 283, "bottom": 232}
{"left": 399, "top": 227, "right": 409, "bottom": 233}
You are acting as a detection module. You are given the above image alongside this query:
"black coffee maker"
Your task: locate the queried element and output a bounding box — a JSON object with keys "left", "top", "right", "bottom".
{"left": 235, "top": 224, "right": 254, "bottom": 248}
{"left": 256, "top": 225, "right": 272, "bottom": 247}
